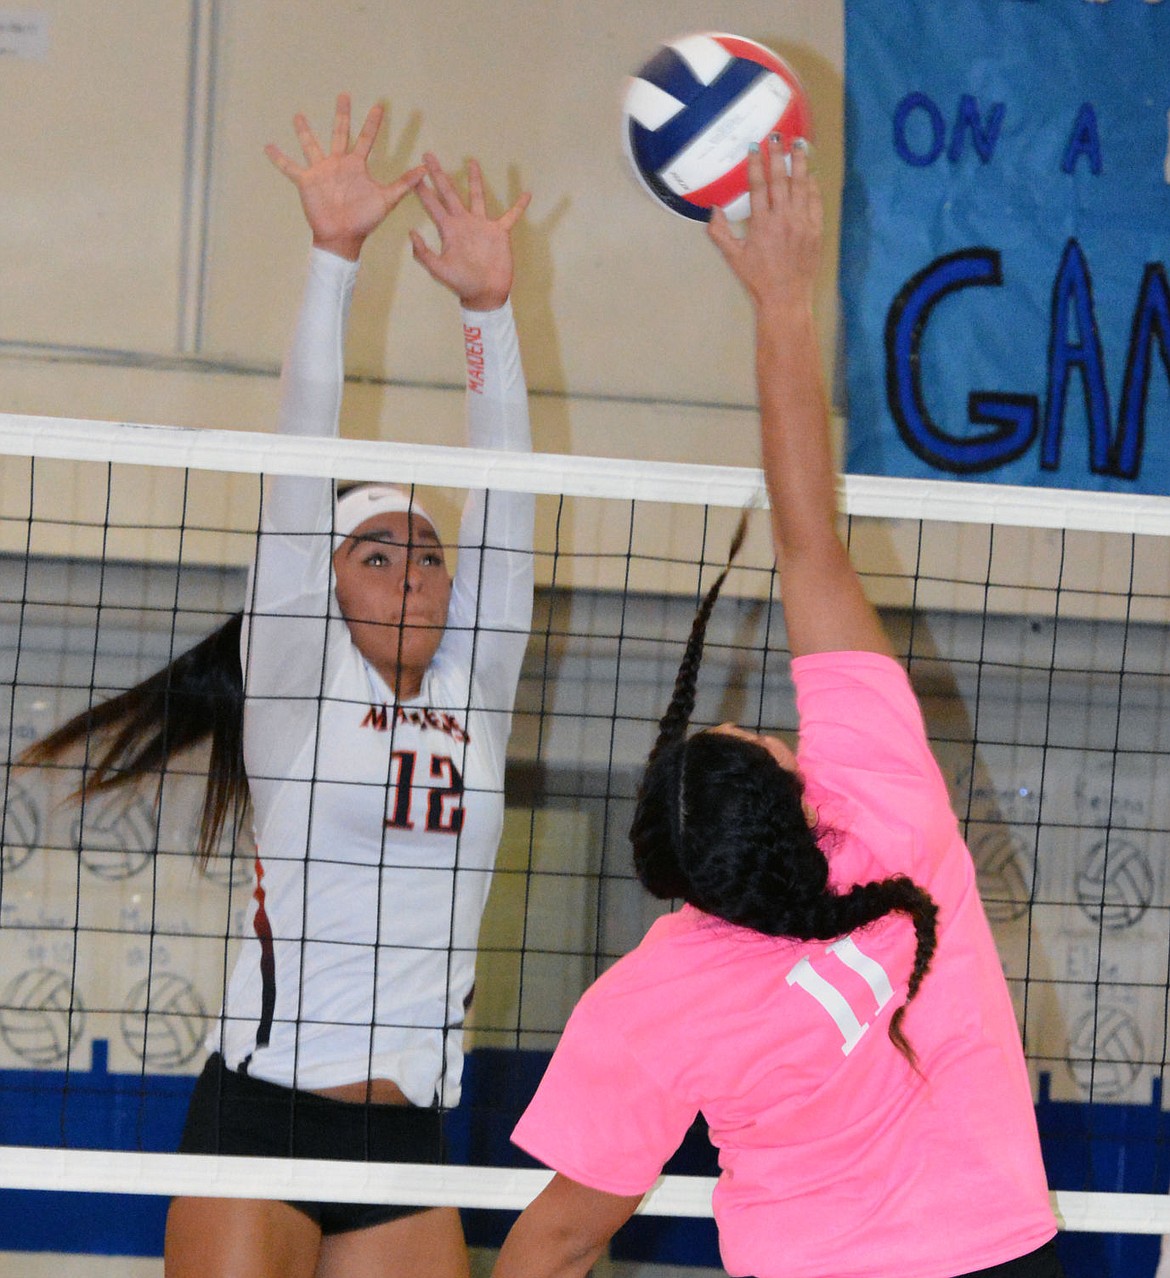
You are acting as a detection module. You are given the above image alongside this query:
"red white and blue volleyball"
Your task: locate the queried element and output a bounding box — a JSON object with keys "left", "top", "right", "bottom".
{"left": 622, "top": 32, "right": 812, "bottom": 222}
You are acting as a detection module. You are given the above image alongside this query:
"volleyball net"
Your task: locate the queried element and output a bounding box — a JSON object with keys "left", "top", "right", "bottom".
{"left": 2, "top": 411, "right": 1170, "bottom": 1252}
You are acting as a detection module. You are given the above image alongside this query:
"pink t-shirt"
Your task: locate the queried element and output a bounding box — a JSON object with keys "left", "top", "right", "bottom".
{"left": 512, "top": 651, "right": 1056, "bottom": 1278}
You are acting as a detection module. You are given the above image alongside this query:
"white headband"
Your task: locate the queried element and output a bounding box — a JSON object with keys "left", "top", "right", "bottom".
{"left": 333, "top": 484, "right": 437, "bottom": 543}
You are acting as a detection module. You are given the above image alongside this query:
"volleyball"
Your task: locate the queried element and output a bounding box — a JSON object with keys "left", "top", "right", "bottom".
{"left": 73, "top": 790, "right": 155, "bottom": 881}
{"left": 1, "top": 776, "right": 40, "bottom": 873}
{"left": 972, "top": 828, "right": 1032, "bottom": 925}
{"left": 199, "top": 848, "right": 253, "bottom": 888}
{"left": 622, "top": 32, "right": 812, "bottom": 222}
{"left": 0, "top": 967, "right": 86, "bottom": 1066}
{"left": 121, "top": 972, "right": 209, "bottom": 1069}
{"left": 1075, "top": 837, "right": 1154, "bottom": 931}
{"left": 1067, "top": 1005, "right": 1144, "bottom": 1101}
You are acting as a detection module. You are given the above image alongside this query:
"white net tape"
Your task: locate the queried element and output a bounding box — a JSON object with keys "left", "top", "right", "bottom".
{"left": 4, "top": 1149, "right": 1170, "bottom": 1234}
{"left": 4, "top": 412, "right": 1170, "bottom": 532}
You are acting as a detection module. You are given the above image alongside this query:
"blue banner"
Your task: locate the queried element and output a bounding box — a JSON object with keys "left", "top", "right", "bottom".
{"left": 841, "top": 0, "right": 1170, "bottom": 492}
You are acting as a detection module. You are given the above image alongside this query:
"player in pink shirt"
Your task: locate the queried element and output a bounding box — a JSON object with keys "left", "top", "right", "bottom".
{"left": 492, "top": 142, "right": 1062, "bottom": 1278}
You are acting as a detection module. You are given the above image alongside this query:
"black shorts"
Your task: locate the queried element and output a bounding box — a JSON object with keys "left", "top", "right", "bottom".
{"left": 746, "top": 1241, "right": 1064, "bottom": 1278}
{"left": 178, "top": 1052, "right": 446, "bottom": 1236}
{"left": 957, "top": 1240, "right": 1065, "bottom": 1278}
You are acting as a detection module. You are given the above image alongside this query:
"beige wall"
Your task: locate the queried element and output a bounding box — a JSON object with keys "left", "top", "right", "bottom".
{"left": 0, "top": 1, "right": 843, "bottom": 464}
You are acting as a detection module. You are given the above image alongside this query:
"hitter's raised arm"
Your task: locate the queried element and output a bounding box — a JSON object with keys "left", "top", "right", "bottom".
{"left": 708, "top": 141, "right": 890, "bottom": 659}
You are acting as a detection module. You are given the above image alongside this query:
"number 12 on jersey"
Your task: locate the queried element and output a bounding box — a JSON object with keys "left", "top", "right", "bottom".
{"left": 785, "top": 937, "right": 896, "bottom": 1055}
{"left": 384, "top": 750, "right": 465, "bottom": 834}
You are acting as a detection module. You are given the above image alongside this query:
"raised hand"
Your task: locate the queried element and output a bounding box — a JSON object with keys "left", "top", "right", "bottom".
{"left": 706, "top": 140, "right": 822, "bottom": 314}
{"left": 265, "top": 92, "right": 425, "bottom": 261}
{"left": 410, "top": 153, "right": 531, "bottom": 311}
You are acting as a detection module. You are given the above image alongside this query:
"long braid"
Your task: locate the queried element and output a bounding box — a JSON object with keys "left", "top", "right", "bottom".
{"left": 800, "top": 878, "right": 939, "bottom": 1069}
{"left": 886, "top": 886, "right": 939, "bottom": 1069}
{"left": 632, "top": 514, "right": 749, "bottom": 896}
{"left": 676, "top": 732, "right": 941, "bottom": 1069}
{"left": 648, "top": 511, "right": 750, "bottom": 764}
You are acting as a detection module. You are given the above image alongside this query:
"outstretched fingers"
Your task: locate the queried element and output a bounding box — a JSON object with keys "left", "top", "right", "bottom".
{"left": 292, "top": 111, "right": 325, "bottom": 166}
{"left": 352, "top": 100, "right": 384, "bottom": 161}
{"left": 710, "top": 137, "right": 801, "bottom": 231}
{"left": 461, "top": 158, "right": 534, "bottom": 228}
{"left": 498, "top": 188, "right": 532, "bottom": 232}
{"left": 384, "top": 164, "right": 427, "bottom": 208}
{"left": 329, "top": 92, "right": 352, "bottom": 156}
{"left": 791, "top": 142, "right": 821, "bottom": 223}
{"left": 414, "top": 154, "right": 529, "bottom": 229}
{"left": 423, "top": 151, "right": 467, "bottom": 215}
{"left": 408, "top": 226, "right": 440, "bottom": 273}
{"left": 706, "top": 134, "right": 822, "bottom": 301}
{"left": 408, "top": 155, "right": 528, "bottom": 310}
{"left": 466, "top": 158, "right": 486, "bottom": 218}
{"left": 267, "top": 93, "right": 425, "bottom": 257}
{"left": 263, "top": 142, "right": 303, "bottom": 181}
{"left": 705, "top": 206, "right": 740, "bottom": 262}
{"left": 412, "top": 174, "right": 448, "bottom": 230}
{"left": 752, "top": 135, "right": 813, "bottom": 212}
{"left": 746, "top": 143, "right": 770, "bottom": 213}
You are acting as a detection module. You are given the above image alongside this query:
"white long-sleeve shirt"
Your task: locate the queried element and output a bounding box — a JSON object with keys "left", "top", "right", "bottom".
{"left": 215, "top": 249, "right": 533, "bottom": 1106}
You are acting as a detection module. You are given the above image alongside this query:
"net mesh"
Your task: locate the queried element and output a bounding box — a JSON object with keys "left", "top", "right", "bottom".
{"left": 2, "top": 413, "right": 1170, "bottom": 1257}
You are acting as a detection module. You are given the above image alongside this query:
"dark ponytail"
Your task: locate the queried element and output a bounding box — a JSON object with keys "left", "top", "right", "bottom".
{"left": 629, "top": 520, "right": 939, "bottom": 1068}
{"left": 818, "top": 879, "right": 938, "bottom": 1068}
{"left": 631, "top": 512, "right": 748, "bottom": 899}
{"left": 18, "top": 613, "right": 248, "bottom": 866}
{"left": 783, "top": 872, "right": 938, "bottom": 1070}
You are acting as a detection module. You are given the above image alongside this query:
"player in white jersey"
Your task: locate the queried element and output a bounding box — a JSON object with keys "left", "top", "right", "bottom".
{"left": 221, "top": 109, "right": 532, "bottom": 1111}
{"left": 23, "top": 94, "right": 533, "bottom": 1278}
{"left": 169, "top": 95, "right": 533, "bottom": 1278}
